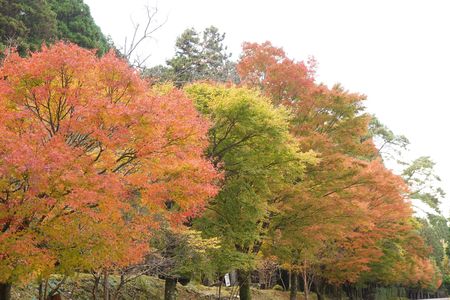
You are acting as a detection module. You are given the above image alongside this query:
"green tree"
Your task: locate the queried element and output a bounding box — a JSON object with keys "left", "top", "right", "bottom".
{"left": 146, "top": 26, "right": 237, "bottom": 85}
{"left": 185, "top": 83, "right": 314, "bottom": 300}
{"left": 366, "top": 117, "right": 445, "bottom": 213}
{"left": 402, "top": 156, "right": 446, "bottom": 213}
{"left": 47, "top": 0, "right": 110, "bottom": 55}
{"left": 0, "top": 0, "right": 109, "bottom": 57}
{"left": 418, "top": 215, "right": 449, "bottom": 269}
{"left": 0, "top": 0, "right": 57, "bottom": 56}
{"left": 367, "top": 115, "right": 410, "bottom": 161}
{"left": 150, "top": 226, "right": 220, "bottom": 300}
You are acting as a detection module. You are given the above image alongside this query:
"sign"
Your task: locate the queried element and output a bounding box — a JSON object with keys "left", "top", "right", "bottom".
{"left": 224, "top": 273, "right": 231, "bottom": 287}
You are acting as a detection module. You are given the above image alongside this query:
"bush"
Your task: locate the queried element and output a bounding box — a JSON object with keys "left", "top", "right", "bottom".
{"left": 272, "top": 284, "right": 284, "bottom": 291}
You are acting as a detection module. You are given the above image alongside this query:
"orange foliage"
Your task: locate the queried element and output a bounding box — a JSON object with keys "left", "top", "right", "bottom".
{"left": 238, "top": 41, "right": 435, "bottom": 288}
{"left": 0, "top": 42, "right": 219, "bottom": 282}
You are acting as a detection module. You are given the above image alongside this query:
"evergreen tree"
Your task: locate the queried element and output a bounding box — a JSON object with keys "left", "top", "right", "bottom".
{"left": 47, "top": 0, "right": 110, "bottom": 55}
{"left": 0, "top": 0, "right": 109, "bottom": 56}
{"left": 0, "top": 0, "right": 57, "bottom": 55}
{"left": 146, "top": 26, "right": 237, "bottom": 85}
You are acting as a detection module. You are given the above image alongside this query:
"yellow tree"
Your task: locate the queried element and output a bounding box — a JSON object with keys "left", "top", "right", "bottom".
{"left": 185, "top": 83, "right": 315, "bottom": 300}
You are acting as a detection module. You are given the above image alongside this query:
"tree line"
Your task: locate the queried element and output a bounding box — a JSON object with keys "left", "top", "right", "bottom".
{"left": 0, "top": 2, "right": 448, "bottom": 300}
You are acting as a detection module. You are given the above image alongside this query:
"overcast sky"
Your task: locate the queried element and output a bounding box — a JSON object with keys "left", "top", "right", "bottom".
{"left": 85, "top": 0, "right": 450, "bottom": 213}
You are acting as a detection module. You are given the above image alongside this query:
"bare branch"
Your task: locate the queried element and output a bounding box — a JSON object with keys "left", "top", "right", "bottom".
{"left": 121, "top": 6, "right": 168, "bottom": 70}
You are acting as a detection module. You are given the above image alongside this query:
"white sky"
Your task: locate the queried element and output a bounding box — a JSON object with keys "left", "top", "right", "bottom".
{"left": 85, "top": 0, "right": 450, "bottom": 213}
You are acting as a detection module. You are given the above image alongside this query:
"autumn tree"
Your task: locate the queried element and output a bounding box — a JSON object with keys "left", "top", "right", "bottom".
{"left": 0, "top": 42, "right": 219, "bottom": 299}
{"left": 366, "top": 116, "right": 447, "bottom": 296}
{"left": 266, "top": 158, "right": 418, "bottom": 300}
{"left": 237, "top": 41, "right": 378, "bottom": 298}
{"left": 320, "top": 161, "right": 415, "bottom": 285}
{"left": 335, "top": 121, "right": 445, "bottom": 298}
{"left": 236, "top": 41, "right": 441, "bottom": 300}
{"left": 355, "top": 218, "right": 441, "bottom": 299}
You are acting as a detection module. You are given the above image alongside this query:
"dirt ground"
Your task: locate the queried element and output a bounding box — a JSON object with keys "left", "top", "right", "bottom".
{"left": 11, "top": 274, "right": 315, "bottom": 300}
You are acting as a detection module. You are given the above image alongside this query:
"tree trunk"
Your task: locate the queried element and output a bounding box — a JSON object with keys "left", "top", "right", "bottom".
{"left": 302, "top": 271, "right": 309, "bottom": 300}
{"left": 0, "top": 283, "right": 11, "bottom": 300}
{"left": 38, "top": 281, "right": 44, "bottom": 300}
{"left": 237, "top": 269, "right": 251, "bottom": 300}
{"left": 164, "top": 277, "right": 177, "bottom": 300}
{"left": 289, "top": 271, "right": 297, "bottom": 300}
{"left": 313, "top": 278, "right": 324, "bottom": 300}
{"left": 43, "top": 280, "right": 48, "bottom": 300}
{"left": 218, "top": 279, "right": 222, "bottom": 300}
{"left": 103, "top": 270, "right": 109, "bottom": 300}
{"left": 279, "top": 268, "right": 289, "bottom": 291}
{"left": 92, "top": 275, "right": 100, "bottom": 300}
